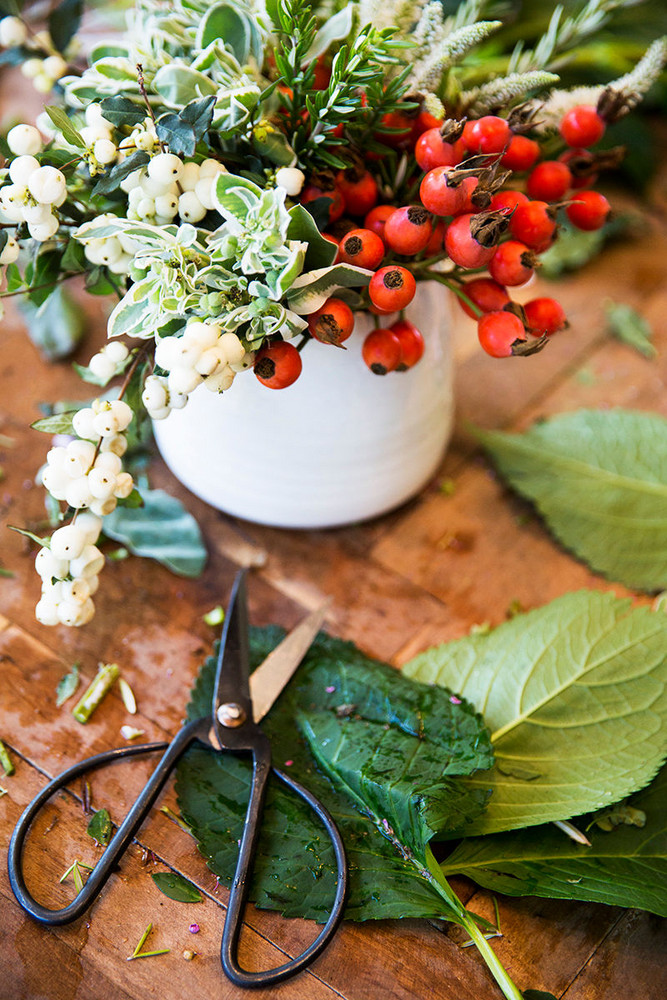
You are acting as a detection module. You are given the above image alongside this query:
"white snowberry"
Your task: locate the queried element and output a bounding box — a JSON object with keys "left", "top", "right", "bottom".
{"left": 35, "top": 597, "right": 61, "bottom": 626}
{"left": 69, "top": 544, "right": 104, "bottom": 578}
{"left": 0, "top": 16, "right": 28, "bottom": 47}
{"left": 199, "top": 158, "right": 226, "bottom": 179}
{"left": 178, "top": 191, "right": 206, "bottom": 222}
{"left": 42, "top": 55, "right": 68, "bottom": 80}
{"left": 8, "top": 124, "right": 42, "bottom": 156}
{"left": 155, "top": 193, "right": 179, "bottom": 218}
{"left": 28, "top": 165, "right": 66, "bottom": 205}
{"left": 179, "top": 161, "right": 201, "bottom": 191}
{"left": 93, "top": 138, "right": 117, "bottom": 165}
{"left": 28, "top": 216, "right": 59, "bottom": 242}
{"left": 0, "top": 238, "right": 19, "bottom": 264}
{"left": 275, "top": 166, "right": 306, "bottom": 196}
{"left": 113, "top": 472, "right": 134, "bottom": 499}
{"left": 104, "top": 341, "right": 129, "bottom": 365}
{"left": 64, "top": 477, "right": 94, "bottom": 510}
{"left": 94, "top": 451, "right": 122, "bottom": 475}
{"left": 100, "top": 432, "right": 128, "bottom": 456}
{"left": 21, "top": 58, "right": 43, "bottom": 80}
{"left": 35, "top": 547, "right": 69, "bottom": 580}
{"left": 142, "top": 375, "right": 169, "bottom": 411}
{"left": 9, "top": 154, "right": 39, "bottom": 186}
{"left": 75, "top": 511, "right": 103, "bottom": 545}
{"left": 51, "top": 523, "right": 88, "bottom": 561}
{"left": 72, "top": 407, "right": 99, "bottom": 441}
{"left": 148, "top": 152, "right": 183, "bottom": 185}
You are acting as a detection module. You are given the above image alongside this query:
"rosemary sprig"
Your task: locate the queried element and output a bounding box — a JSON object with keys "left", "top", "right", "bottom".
{"left": 127, "top": 923, "right": 170, "bottom": 961}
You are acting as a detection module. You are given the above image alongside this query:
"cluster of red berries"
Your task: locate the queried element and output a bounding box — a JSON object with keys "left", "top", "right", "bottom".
{"left": 254, "top": 100, "right": 615, "bottom": 386}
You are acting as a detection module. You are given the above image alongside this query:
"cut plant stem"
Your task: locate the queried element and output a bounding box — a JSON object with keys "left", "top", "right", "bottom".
{"left": 127, "top": 922, "right": 170, "bottom": 961}
{"left": 0, "top": 739, "right": 15, "bottom": 775}
{"left": 60, "top": 859, "right": 93, "bottom": 893}
{"left": 72, "top": 663, "right": 120, "bottom": 723}
{"left": 553, "top": 819, "right": 592, "bottom": 846}
{"left": 160, "top": 806, "right": 194, "bottom": 836}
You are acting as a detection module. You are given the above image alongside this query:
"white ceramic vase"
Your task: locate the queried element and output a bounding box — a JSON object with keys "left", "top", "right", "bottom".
{"left": 153, "top": 282, "right": 454, "bottom": 528}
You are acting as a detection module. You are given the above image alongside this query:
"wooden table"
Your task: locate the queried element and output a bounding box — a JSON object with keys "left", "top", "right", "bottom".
{"left": 1, "top": 132, "right": 666, "bottom": 1000}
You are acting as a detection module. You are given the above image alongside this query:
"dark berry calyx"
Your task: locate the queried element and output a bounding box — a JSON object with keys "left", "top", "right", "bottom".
{"left": 382, "top": 269, "right": 405, "bottom": 289}
{"left": 512, "top": 334, "right": 548, "bottom": 356}
{"left": 406, "top": 205, "right": 430, "bottom": 226}
{"left": 342, "top": 235, "right": 363, "bottom": 256}
{"left": 470, "top": 210, "right": 510, "bottom": 247}
{"left": 254, "top": 357, "right": 276, "bottom": 378}
{"left": 440, "top": 117, "right": 466, "bottom": 142}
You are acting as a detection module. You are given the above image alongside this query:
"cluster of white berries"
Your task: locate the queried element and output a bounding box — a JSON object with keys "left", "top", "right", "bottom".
{"left": 143, "top": 320, "right": 248, "bottom": 418}
{"left": 0, "top": 125, "right": 66, "bottom": 241}
{"left": 82, "top": 213, "right": 134, "bottom": 275}
{"left": 42, "top": 399, "right": 134, "bottom": 515}
{"left": 0, "top": 17, "right": 69, "bottom": 94}
{"left": 87, "top": 340, "right": 130, "bottom": 382}
{"left": 76, "top": 104, "right": 119, "bottom": 175}
{"left": 121, "top": 152, "right": 226, "bottom": 226}
{"left": 35, "top": 513, "right": 104, "bottom": 627}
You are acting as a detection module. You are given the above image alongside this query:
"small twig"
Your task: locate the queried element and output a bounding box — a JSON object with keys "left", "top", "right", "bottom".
{"left": 136, "top": 64, "right": 166, "bottom": 152}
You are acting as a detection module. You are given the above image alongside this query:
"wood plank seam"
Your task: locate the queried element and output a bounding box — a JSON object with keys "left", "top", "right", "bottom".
{"left": 557, "top": 911, "right": 628, "bottom": 999}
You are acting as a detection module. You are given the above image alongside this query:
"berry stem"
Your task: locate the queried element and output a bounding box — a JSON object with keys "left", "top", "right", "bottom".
{"left": 428, "top": 274, "right": 484, "bottom": 317}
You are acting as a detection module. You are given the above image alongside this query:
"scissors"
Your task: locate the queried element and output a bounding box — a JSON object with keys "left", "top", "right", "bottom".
{"left": 8, "top": 570, "right": 347, "bottom": 987}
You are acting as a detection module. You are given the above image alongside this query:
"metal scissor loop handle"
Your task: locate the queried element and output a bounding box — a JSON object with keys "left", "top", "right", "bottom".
{"left": 220, "top": 740, "right": 348, "bottom": 988}
{"left": 7, "top": 720, "right": 204, "bottom": 925}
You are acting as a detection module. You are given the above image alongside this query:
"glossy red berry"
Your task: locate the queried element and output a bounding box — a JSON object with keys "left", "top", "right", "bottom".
{"left": 300, "top": 184, "right": 344, "bottom": 223}
{"left": 415, "top": 128, "right": 459, "bottom": 171}
{"left": 419, "top": 167, "right": 467, "bottom": 216}
{"left": 489, "top": 240, "right": 536, "bottom": 286}
{"left": 566, "top": 190, "right": 610, "bottom": 230}
{"left": 477, "top": 311, "right": 527, "bottom": 357}
{"left": 490, "top": 190, "right": 529, "bottom": 215}
{"left": 524, "top": 297, "right": 567, "bottom": 335}
{"left": 390, "top": 319, "right": 425, "bottom": 369}
{"left": 560, "top": 105, "right": 606, "bottom": 148}
{"left": 336, "top": 169, "right": 378, "bottom": 216}
{"left": 307, "top": 297, "right": 355, "bottom": 346}
{"left": 384, "top": 205, "right": 433, "bottom": 255}
{"left": 444, "top": 213, "right": 497, "bottom": 269}
{"left": 527, "top": 161, "right": 572, "bottom": 201}
{"left": 254, "top": 341, "right": 302, "bottom": 388}
{"left": 414, "top": 109, "right": 443, "bottom": 135}
{"left": 559, "top": 148, "right": 598, "bottom": 189}
{"left": 364, "top": 204, "right": 395, "bottom": 243}
{"left": 362, "top": 328, "right": 402, "bottom": 374}
{"left": 501, "top": 135, "right": 540, "bottom": 171}
{"left": 458, "top": 277, "right": 510, "bottom": 319}
{"left": 368, "top": 266, "right": 417, "bottom": 311}
{"left": 467, "top": 116, "right": 511, "bottom": 154}
{"left": 337, "top": 228, "right": 386, "bottom": 269}
{"left": 509, "top": 200, "right": 557, "bottom": 251}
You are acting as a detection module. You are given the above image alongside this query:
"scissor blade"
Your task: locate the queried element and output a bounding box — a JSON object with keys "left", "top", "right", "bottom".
{"left": 213, "top": 570, "right": 251, "bottom": 717}
{"left": 250, "top": 603, "right": 329, "bottom": 723}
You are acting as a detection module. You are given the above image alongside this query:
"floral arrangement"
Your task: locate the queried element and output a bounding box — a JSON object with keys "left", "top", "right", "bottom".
{"left": 0, "top": 0, "right": 664, "bottom": 629}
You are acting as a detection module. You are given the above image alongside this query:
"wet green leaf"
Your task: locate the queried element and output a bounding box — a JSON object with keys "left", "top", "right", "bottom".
{"left": 87, "top": 808, "right": 112, "bottom": 847}
{"left": 404, "top": 591, "right": 667, "bottom": 836}
{"left": 151, "top": 871, "right": 202, "bottom": 903}
{"left": 604, "top": 301, "right": 656, "bottom": 359}
{"left": 56, "top": 664, "right": 80, "bottom": 707}
{"left": 476, "top": 409, "right": 667, "bottom": 591}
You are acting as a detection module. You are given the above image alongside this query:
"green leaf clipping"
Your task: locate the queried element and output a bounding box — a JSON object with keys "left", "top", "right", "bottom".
{"left": 404, "top": 591, "right": 667, "bottom": 836}
{"left": 56, "top": 664, "right": 80, "bottom": 707}
{"left": 151, "top": 871, "right": 202, "bottom": 903}
{"left": 477, "top": 409, "right": 667, "bottom": 591}
{"left": 87, "top": 808, "right": 112, "bottom": 847}
{"left": 441, "top": 765, "right": 667, "bottom": 917}
{"left": 176, "top": 629, "right": 493, "bottom": 922}
{"left": 103, "top": 486, "right": 207, "bottom": 577}
{"left": 604, "top": 301, "right": 656, "bottom": 359}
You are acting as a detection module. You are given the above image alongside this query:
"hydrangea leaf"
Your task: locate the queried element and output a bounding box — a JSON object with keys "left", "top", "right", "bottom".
{"left": 404, "top": 591, "right": 667, "bottom": 836}
{"left": 176, "top": 628, "right": 493, "bottom": 922}
{"left": 441, "top": 765, "right": 667, "bottom": 917}
{"left": 476, "top": 409, "right": 667, "bottom": 591}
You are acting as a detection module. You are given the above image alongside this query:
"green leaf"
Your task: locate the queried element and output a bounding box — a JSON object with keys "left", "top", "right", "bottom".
{"left": 604, "top": 301, "right": 656, "bottom": 359}
{"left": 151, "top": 871, "right": 202, "bottom": 903}
{"left": 44, "top": 106, "right": 86, "bottom": 149}
{"left": 56, "top": 663, "right": 80, "bottom": 707}
{"left": 19, "top": 285, "right": 85, "bottom": 360}
{"left": 441, "top": 765, "right": 667, "bottom": 917}
{"left": 287, "top": 263, "right": 372, "bottom": 314}
{"left": 304, "top": 3, "right": 354, "bottom": 62}
{"left": 92, "top": 150, "right": 150, "bottom": 197}
{"left": 156, "top": 113, "right": 196, "bottom": 158}
{"left": 180, "top": 95, "right": 216, "bottom": 141}
{"left": 287, "top": 204, "right": 336, "bottom": 270}
{"left": 87, "top": 808, "right": 112, "bottom": 847}
{"left": 99, "top": 96, "right": 148, "bottom": 129}
{"left": 404, "top": 591, "right": 667, "bottom": 836}
{"left": 8, "top": 526, "right": 51, "bottom": 547}
{"left": 152, "top": 65, "right": 217, "bottom": 106}
{"left": 102, "top": 487, "right": 207, "bottom": 577}
{"left": 31, "top": 410, "right": 77, "bottom": 435}
{"left": 476, "top": 410, "right": 667, "bottom": 591}
{"left": 48, "top": 0, "right": 83, "bottom": 54}
{"left": 195, "top": 3, "right": 252, "bottom": 62}
{"left": 176, "top": 629, "right": 493, "bottom": 922}
{"left": 252, "top": 123, "right": 296, "bottom": 166}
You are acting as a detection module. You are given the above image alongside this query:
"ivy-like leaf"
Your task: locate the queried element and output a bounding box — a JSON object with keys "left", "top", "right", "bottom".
{"left": 156, "top": 113, "right": 197, "bottom": 157}
{"left": 92, "top": 151, "right": 150, "bottom": 197}
{"left": 48, "top": 0, "right": 83, "bottom": 54}
{"left": 441, "top": 765, "right": 667, "bottom": 917}
{"left": 151, "top": 871, "right": 202, "bottom": 903}
{"left": 103, "top": 487, "right": 207, "bottom": 577}
{"left": 404, "top": 591, "right": 667, "bottom": 836}
{"left": 99, "top": 96, "right": 148, "bottom": 129}
{"left": 176, "top": 629, "right": 493, "bottom": 922}
{"left": 286, "top": 204, "right": 336, "bottom": 270}
{"left": 476, "top": 410, "right": 667, "bottom": 591}
{"left": 87, "top": 808, "right": 112, "bottom": 847}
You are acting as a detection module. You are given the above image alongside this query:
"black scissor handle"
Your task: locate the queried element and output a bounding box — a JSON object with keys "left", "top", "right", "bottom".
{"left": 221, "top": 738, "right": 348, "bottom": 988}
{"left": 7, "top": 719, "right": 205, "bottom": 925}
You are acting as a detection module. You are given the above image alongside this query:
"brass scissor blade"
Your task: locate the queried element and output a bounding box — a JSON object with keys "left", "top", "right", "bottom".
{"left": 249, "top": 602, "right": 330, "bottom": 723}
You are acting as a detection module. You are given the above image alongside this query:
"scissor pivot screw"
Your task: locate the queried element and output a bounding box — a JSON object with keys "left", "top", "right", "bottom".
{"left": 217, "top": 702, "right": 246, "bottom": 728}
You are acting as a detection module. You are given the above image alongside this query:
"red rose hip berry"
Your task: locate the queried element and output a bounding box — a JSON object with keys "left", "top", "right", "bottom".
{"left": 458, "top": 277, "right": 510, "bottom": 318}
{"left": 254, "top": 341, "right": 302, "bottom": 388}
{"left": 501, "top": 135, "right": 540, "bottom": 171}
{"left": 384, "top": 205, "right": 433, "bottom": 255}
{"left": 445, "top": 213, "right": 497, "bottom": 269}
{"left": 419, "top": 167, "right": 468, "bottom": 216}
{"left": 364, "top": 204, "right": 395, "bottom": 243}
{"left": 337, "top": 228, "right": 385, "bottom": 268}
{"left": 527, "top": 161, "right": 572, "bottom": 201}
{"left": 336, "top": 169, "right": 378, "bottom": 216}
{"left": 467, "top": 116, "right": 511, "bottom": 154}
{"left": 390, "top": 319, "right": 425, "bottom": 369}
{"left": 524, "top": 297, "right": 567, "bottom": 335}
{"left": 478, "top": 311, "right": 527, "bottom": 358}
{"left": 307, "top": 297, "right": 355, "bottom": 346}
{"left": 560, "top": 105, "right": 606, "bottom": 148}
{"left": 362, "top": 328, "right": 402, "bottom": 374}
{"left": 415, "top": 128, "right": 459, "bottom": 171}
{"left": 489, "top": 240, "right": 537, "bottom": 286}
{"left": 566, "top": 190, "right": 610, "bottom": 230}
{"left": 509, "top": 200, "right": 557, "bottom": 251}
{"left": 369, "top": 266, "right": 416, "bottom": 311}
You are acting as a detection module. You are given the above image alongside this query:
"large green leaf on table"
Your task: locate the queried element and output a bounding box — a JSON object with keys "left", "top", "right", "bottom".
{"left": 403, "top": 591, "right": 667, "bottom": 836}
{"left": 18, "top": 285, "right": 86, "bottom": 360}
{"left": 476, "top": 409, "right": 667, "bottom": 591}
{"left": 176, "top": 628, "right": 493, "bottom": 922}
{"left": 441, "top": 765, "right": 667, "bottom": 917}
{"left": 103, "top": 487, "right": 207, "bottom": 577}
